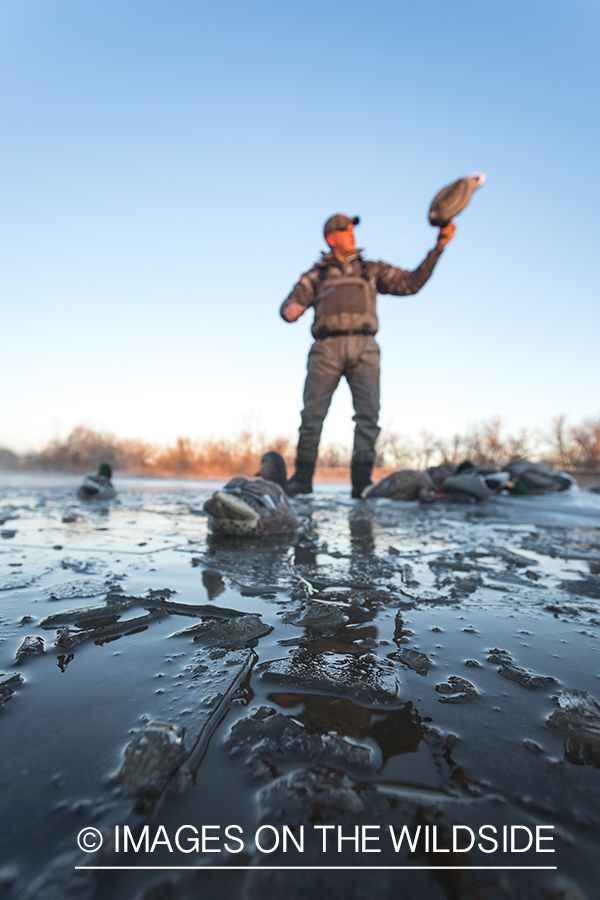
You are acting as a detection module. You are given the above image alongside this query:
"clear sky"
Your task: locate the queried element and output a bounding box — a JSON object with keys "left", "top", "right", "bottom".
{"left": 1, "top": 0, "right": 599, "bottom": 454}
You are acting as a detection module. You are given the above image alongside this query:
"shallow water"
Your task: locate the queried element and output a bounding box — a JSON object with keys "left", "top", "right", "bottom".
{"left": 1, "top": 474, "right": 600, "bottom": 900}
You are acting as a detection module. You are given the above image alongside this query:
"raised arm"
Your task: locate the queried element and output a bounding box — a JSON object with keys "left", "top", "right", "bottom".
{"left": 372, "top": 222, "right": 456, "bottom": 296}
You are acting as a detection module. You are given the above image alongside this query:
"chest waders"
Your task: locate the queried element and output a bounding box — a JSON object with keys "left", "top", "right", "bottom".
{"left": 287, "top": 266, "right": 380, "bottom": 497}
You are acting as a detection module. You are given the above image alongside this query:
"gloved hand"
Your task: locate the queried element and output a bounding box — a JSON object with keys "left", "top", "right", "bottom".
{"left": 282, "top": 301, "right": 307, "bottom": 322}
{"left": 437, "top": 221, "right": 456, "bottom": 249}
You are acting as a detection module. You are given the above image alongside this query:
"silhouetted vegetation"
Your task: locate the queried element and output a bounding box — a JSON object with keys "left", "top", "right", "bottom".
{"left": 1, "top": 415, "right": 600, "bottom": 478}
{"left": 375, "top": 417, "right": 534, "bottom": 470}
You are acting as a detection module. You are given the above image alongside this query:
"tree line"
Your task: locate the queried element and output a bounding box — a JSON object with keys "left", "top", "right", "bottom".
{"left": 1, "top": 415, "right": 599, "bottom": 477}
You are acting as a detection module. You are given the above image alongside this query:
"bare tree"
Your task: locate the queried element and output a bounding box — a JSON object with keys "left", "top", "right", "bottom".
{"left": 569, "top": 417, "right": 600, "bottom": 470}
{"left": 11, "top": 413, "right": 600, "bottom": 477}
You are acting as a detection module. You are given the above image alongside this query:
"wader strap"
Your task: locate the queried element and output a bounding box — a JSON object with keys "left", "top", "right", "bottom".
{"left": 317, "top": 260, "right": 372, "bottom": 284}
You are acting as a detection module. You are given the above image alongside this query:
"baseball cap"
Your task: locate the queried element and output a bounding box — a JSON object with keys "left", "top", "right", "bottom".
{"left": 323, "top": 214, "right": 360, "bottom": 238}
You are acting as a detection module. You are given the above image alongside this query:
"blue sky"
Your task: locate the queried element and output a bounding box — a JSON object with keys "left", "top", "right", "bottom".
{"left": 1, "top": 0, "right": 599, "bottom": 453}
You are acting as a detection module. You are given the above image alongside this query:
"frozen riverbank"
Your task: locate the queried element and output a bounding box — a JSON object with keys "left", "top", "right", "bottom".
{"left": 1, "top": 474, "right": 600, "bottom": 900}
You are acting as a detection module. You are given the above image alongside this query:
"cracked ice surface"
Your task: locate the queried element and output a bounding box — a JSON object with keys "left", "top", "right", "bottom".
{"left": 1, "top": 474, "right": 600, "bottom": 899}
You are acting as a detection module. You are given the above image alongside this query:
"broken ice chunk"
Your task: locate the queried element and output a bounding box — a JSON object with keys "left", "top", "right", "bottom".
{"left": 54, "top": 611, "right": 164, "bottom": 649}
{"left": 435, "top": 676, "right": 478, "bottom": 703}
{"left": 0, "top": 672, "right": 23, "bottom": 709}
{"left": 226, "top": 708, "right": 322, "bottom": 778}
{"left": 226, "top": 706, "right": 372, "bottom": 780}
{"left": 260, "top": 649, "right": 399, "bottom": 706}
{"left": 15, "top": 635, "right": 45, "bottom": 663}
{"left": 560, "top": 576, "right": 600, "bottom": 599}
{"left": 547, "top": 688, "right": 600, "bottom": 769}
{"left": 282, "top": 603, "right": 347, "bottom": 636}
{"left": 172, "top": 614, "right": 272, "bottom": 648}
{"left": 487, "top": 649, "right": 513, "bottom": 665}
{"left": 112, "top": 722, "right": 187, "bottom": 812}
{"left": 397, "top": 648, "right": 433, "bottom": 675}
{"left": 498, "top": 664, "right": 558, "bottom": 689}
{"left": 45, "top": 579, "right": 121, "bottom": 601}
{"left": 40, "top": 601, "right": 132, "bottom": 629}
{"left": 60, "top": 558, "right": 101, "bottom": 574}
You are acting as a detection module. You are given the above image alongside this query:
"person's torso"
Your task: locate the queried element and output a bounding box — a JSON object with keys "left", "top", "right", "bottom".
{"left": 311, "top": 255, "right": 378, "bottom": 339}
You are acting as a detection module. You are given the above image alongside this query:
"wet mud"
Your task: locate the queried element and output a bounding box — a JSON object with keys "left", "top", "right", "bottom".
{"left": 1, "top": 473, "right": 600, "bottom": 899}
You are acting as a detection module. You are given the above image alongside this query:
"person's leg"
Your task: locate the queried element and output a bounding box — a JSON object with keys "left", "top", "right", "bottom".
{"left": 288, "top": 340, "right": 343, "bottom": 494}
{"left": 346, "top": 336, "right": 381, "bottom": 497}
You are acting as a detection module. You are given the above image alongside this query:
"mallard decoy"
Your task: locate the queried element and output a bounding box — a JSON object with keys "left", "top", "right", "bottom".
{"left": 203, "top": 452, "right": 300, "bottom": 536}
{"left": 77, "top": 463, "right": 116, "bottom": 501}
{"left": 363, "top": 463, "right": 457, "bottom": 501}
{"left": 428, "top": 173, "right": 485, "bottom": 227}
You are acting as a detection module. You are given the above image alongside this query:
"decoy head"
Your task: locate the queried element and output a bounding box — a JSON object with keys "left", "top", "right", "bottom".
{"left": 256, "top": 451, "right": 288, "bottom": 491}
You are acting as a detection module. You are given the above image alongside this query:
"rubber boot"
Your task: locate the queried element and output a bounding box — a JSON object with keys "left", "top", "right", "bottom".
{"left": 286, "top": 461, "right": 315, "bottom": 496}
{"left": 351, "top": 461, "right": 373, "bottom": 499}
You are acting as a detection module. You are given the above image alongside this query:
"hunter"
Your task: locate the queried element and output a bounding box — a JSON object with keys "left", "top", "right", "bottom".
{"left": 280, "top": 213, "right": 455, "bottom": 497}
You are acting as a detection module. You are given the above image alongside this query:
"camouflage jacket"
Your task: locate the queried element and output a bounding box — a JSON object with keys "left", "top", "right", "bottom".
{"left": 280, "top": 245, "right": 444, "bottom": 334}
